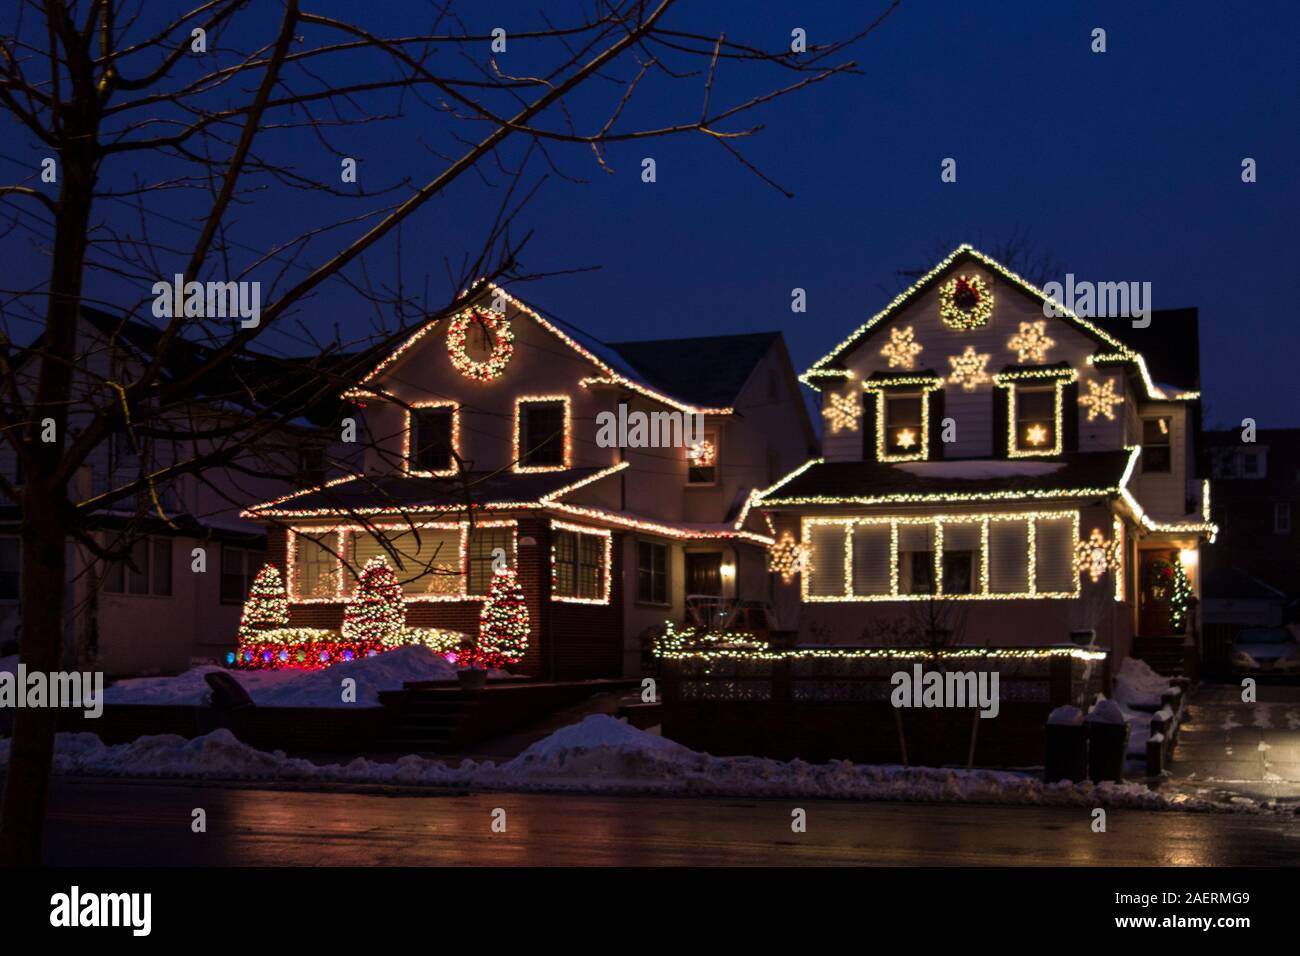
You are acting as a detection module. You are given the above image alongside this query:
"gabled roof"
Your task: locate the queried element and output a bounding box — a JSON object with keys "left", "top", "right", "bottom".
{"left": 344, "top": 282, "right": 738, "bottom": 415}
{"left": 607, "top": 332, "right": 782, "bottom": 409}
{"left": 757, "top": 450, "right": 1134, "bottom": 507}
{"left": 803, "top": 245, "right": 1133, "bottom": 382}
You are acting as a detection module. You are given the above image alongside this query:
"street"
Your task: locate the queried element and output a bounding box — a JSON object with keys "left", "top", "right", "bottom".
{"left": 38, "top": 777, "right": 1300, "bottom": 866}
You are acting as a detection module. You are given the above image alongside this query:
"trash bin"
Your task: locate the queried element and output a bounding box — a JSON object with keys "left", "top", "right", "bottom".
{"left": 1044, "top": 706, "right": 1088, "bottom": 783}
{"left": 1085, "top": 699, "right": 1130, "bottom": 783}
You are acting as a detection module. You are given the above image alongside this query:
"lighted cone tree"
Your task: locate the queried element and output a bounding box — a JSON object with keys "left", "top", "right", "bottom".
{"left": 343, "top": 556, "right": 406, "bottom": 645}
{"left": 237, "top": 565, "right": 289, "bottom": 645}
{"left": 476, "top": 567, "right": 530, "bottom": 668}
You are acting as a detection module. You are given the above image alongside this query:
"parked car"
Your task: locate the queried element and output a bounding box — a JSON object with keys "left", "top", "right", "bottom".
{"left": 1230, "top": 627, "right": 1300, "bottom": 676}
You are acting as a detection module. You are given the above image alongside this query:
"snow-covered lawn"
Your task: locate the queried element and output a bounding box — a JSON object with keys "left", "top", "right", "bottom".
{"left": 102, "top": 646, "right": 473, "bottom": 708}
{"left": 0, "top": 714, "right": 1245, "bottom": 811}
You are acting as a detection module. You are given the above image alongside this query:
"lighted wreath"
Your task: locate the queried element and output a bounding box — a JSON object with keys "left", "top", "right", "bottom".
{"left": 447, "top": 309, "right": 515, "bottom": 381}
{"left": 939, "top": 274, "right": 993, "bottom": 330}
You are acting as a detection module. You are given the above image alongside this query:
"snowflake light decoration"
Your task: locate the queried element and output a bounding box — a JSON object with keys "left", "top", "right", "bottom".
{"left": 1008, "top": 320, "right": 1055, "bottom": 363}
{"left": 768, "top": 532, "right": 811, "bottom": 583}
{"left": 946, "top": 345, "right": 991, "bottom": 391}
{"left": 1024, "top": 423, "right": 1050, "bottom": 447}
{"left": 823, "top": 390, "right": 861, "bottom": 433}
{"left": 896, "top": 427, "right": 918, "bottom": 449}
{"left": 939, "top": 274, "right": 993, "bottom": 329}
{"left": 1075, "top": 527, "right": 1120, "bottom": 583}
{"left": 1079, "top": 377, "right": 1124, "bottom": 421}
{"left": 688, "top": 439, "right": 716, "bottom": 467}
{"left": 880, "top": 325, "right": 923, "bottom": 369}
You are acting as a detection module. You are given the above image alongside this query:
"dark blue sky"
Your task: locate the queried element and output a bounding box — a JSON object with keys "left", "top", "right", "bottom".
{"left": 4, "top": 0, "right": 1298, "bottom": 426}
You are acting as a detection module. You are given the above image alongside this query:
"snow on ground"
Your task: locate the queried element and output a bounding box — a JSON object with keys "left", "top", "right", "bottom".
{"left": 0, "top": 714, "right": 1239, "bottom": 812}
{"left": 104, "top": 646, "right": 467, "bottom": 708}
{"left": 1113, "top": 656, "right": 1175, "bottom": 710}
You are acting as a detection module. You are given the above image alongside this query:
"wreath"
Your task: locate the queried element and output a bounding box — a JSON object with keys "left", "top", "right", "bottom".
{"left": 447, "top": 309, "right": 514, "bottom": 381}
{"left": 939, "top": 274, "right": 993, "bottom": 329}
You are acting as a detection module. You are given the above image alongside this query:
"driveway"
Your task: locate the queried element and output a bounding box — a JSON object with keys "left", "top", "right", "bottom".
{"left": 1164, "top": 681, "right": 1300, "bottom": 806}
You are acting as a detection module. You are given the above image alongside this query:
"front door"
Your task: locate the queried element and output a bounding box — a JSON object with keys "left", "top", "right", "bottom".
{"left": 1138, "top": 549, "right": 1179, "bottom": 636}
{"left": 685, "top": 552, "right": 723, "bottom": 596}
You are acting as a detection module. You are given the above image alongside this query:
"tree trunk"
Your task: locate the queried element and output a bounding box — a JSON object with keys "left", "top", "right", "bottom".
{"left": 0, "top": 126, "right": 96, "bottom": 864}
{"left": 0, "top": 495, "right": 69, "bottom": 865}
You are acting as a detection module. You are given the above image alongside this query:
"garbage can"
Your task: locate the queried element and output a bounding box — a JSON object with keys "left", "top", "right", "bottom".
{"left": 1085, "top": 699, "right": 1130, "bottom": 783}
{"left": 1044, "top": 706, "right": 1088, "bottom": 783}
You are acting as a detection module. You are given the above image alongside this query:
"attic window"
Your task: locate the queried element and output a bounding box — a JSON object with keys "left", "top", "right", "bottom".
{"left": 408, "top": 404, "right": 457, "bottom": 476}
{"left": 516, "top": 397, "right": 569, "bottom": 472}
{"left": 1141, "top": 417, "right": 1171, "bottom": 473}
{"left": 1013, "top": 387, "right": 1057, "bottom": 455}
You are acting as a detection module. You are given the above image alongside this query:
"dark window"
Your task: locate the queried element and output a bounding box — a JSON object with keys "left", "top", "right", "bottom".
{"left": 1242, "top": 452, "right": 1259, "bottom": 477}
{"left": 221, "top": 546, "right": 266, "bottom": 604}
{"left": 519, "top": 401, "right": 566, "bottom": 468}
{"left": 942, "top": 551, "right": 974, "bottom": 594}
{"left": 412, "top": 407, "right": 454, "bottom": 473}
{"left": 553, "top": 527, "right": 607, "bottom": 600}
{"left": 1276, "top": 503, "right": 1292, "bottom": 535}
{"left": 884, "top": 394, "right": 924, "bottom": 456}
{"left": 906, "top": 551, "right": 935, "bottom": 595}
{"left": 0, "top": 536, "right": 18, "bottom": 599}
{"left": 1015, "top": 387, "right": 1056, "bottom": 453}
{"left": 297, "top": 446, "right": 326, "bottom": 485}
{"left": 637, "top": 541, "right": 668, "bottom": 604}
{"left": 104, "top": 536, "right": 173, "bottom": 597}
{"left": 467, "top": 526, "right": 514, "bottom": 595}
{"left": 1142, "top": 417, "right": 1172, "bottom": 472}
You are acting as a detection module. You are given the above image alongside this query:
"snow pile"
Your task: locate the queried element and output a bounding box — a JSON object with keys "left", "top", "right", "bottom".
{"left": 105, "top": 646, "right": 464, "bottom": 708}
{"left": 1086, "top": 698, "right": 1127, "bottom": 725}
{"left": 1113, "top": 656, "right": 1175, "bottom": 710}
{"left": 1047, "top": 705, "right": 1084, "bottom": 725}
{"left": 0, "top": 715, "right": 1232, "bottom": 812}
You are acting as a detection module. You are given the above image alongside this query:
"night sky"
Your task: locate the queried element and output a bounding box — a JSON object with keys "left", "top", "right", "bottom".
{"left": 3, "top": 1, "right": 1298, "bottom": 426}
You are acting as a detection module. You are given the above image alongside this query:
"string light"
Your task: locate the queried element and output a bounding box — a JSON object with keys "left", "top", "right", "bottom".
{"left": 823, "top": 391, "right": 861, "bottom": 434}
{"left": 798, "top": 511, "right": 1081, "bottom": 602}
{"left": 513, "top": 394, "right": 572, "bottom": 473}
{"left": 236, "top": 565, "right": 290, "bottom": 646}
{"left": 688, "top": 438, "right": 717, "bottom": 466}
{"left": 1007, "top": 321, "right": 1055, "bottom": 363}
{"left": 342, "top": 556, "right": 406, "bottom": 645}
{"left": 1074, "top": 527, "right": 1120, "bottom": 583}
{"left": 235, "top": 626, "right": 463, "bottom": 670}
{"left": 768, "top": 532, "right": 811, "bottom": 583}
{"left": 939, "top": 274, "right": 994, "bottom": 329}
{"left": 864, "top": 375, "right": 941, "bottom": 463}
{"left": 1113, "top": 516, "right": 1125, "bottom": 603}
{"left": 992, "top": 368, "right": 1076, "bottom": 459}
{"left": 475, "top": 566, "right": 530, "bottom": 667}
{"left": 403, "top": 400, "right": 460, "bottom": 478}
{"left": 550, "top": 519, "right": 613, "bottom": 605}
{"left": 446, "top": 308, "right": 515, "bottom": 381}
{"left": 1079, "top": 376, "right": 1125, "bottom": 421}
{"left": 880, "top": 325, "right": 923, "bottom": 369}
{"left": 947, "top": 345, "right": 991, "bottom": 391}
{"left": 657, "top": 643, "right": 1107, "bottom": 663}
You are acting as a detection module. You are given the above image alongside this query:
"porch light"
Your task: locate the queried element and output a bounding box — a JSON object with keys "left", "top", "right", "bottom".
{"left": 720, "top": 562, "right": 736, "bottom": 580}
{"left": 1179, "top": 548, "right": 1198, "bottom": 568}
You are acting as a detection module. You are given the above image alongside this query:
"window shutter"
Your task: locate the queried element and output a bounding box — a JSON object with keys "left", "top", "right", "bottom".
{"left": 864, "top": 391, "right": 881, "bottom": 460}
{"left": 992, "top": 385, "right": 1009, "bottom": 458}
{"left": 851, "top": 523, "right": 892, "bottom": 595}
{"left": 988, "top": 520, "right": 1030, "bottom": 593}
{"left": 807, "top": 524, "right": 848, "bottom": 597}
{"left": 1062, "top": 381, "right": 1079, "bottom": 452}
{"left": 928, "top": 388, "right": 946, "bottom": 460}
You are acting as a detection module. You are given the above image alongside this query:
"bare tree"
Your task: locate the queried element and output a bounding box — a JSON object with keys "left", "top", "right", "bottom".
{"left": 893, "top": 225, "right": 1065, "bottom": 291}
{"left": 0, "top": 0, "right": 899, "bottom": 863}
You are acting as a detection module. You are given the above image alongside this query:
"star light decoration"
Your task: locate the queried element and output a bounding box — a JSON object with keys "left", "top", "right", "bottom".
{"left": 1075, "top": 527, "right": 1121, "bottom": 583}
{"left": 895, "top": 427, "right": 918, "bottom": 449}
{"left": 823, "top": 390, "right": 861, "bottom": 433}
{"left": 1008, "top": 321, "right": 1055, "bottom": 363}
{"left": 1024, "top": 423, "right": 1049, "bottom": 447}
{"left": 880, "top": 325, "right": 923, "bottom": 369}
{"left": 946, "top": 345, "right": 991, "bottom": 391}
{"left": 768, "top": 532, "right": 812, "bottom": 584}
{"left": 1079, "top": 377, "right": 1124, "bottom": 421}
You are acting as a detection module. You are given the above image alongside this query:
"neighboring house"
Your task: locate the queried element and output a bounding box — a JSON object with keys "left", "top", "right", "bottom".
{"left": 0, "top": 307, "right": 351, "bottom": 674}
{"left": 1203, "top": 428, "right": 1300, "bottom": 597}
{"left": 243, "top": 284, "right": 814, "bottom": 679}
{"left": 753, "top": 245, "right": 1216, "bottom": 672}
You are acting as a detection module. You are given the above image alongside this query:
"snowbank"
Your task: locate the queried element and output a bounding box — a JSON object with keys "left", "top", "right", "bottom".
{"left": 105, "top": 646, "right": 464, "bottom": 708}
{"left": 0, "top": 714, "right": 1235, "bottom": 812}
{"left": 1113, "top": 657, "right": 1175, "bottom": 710}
